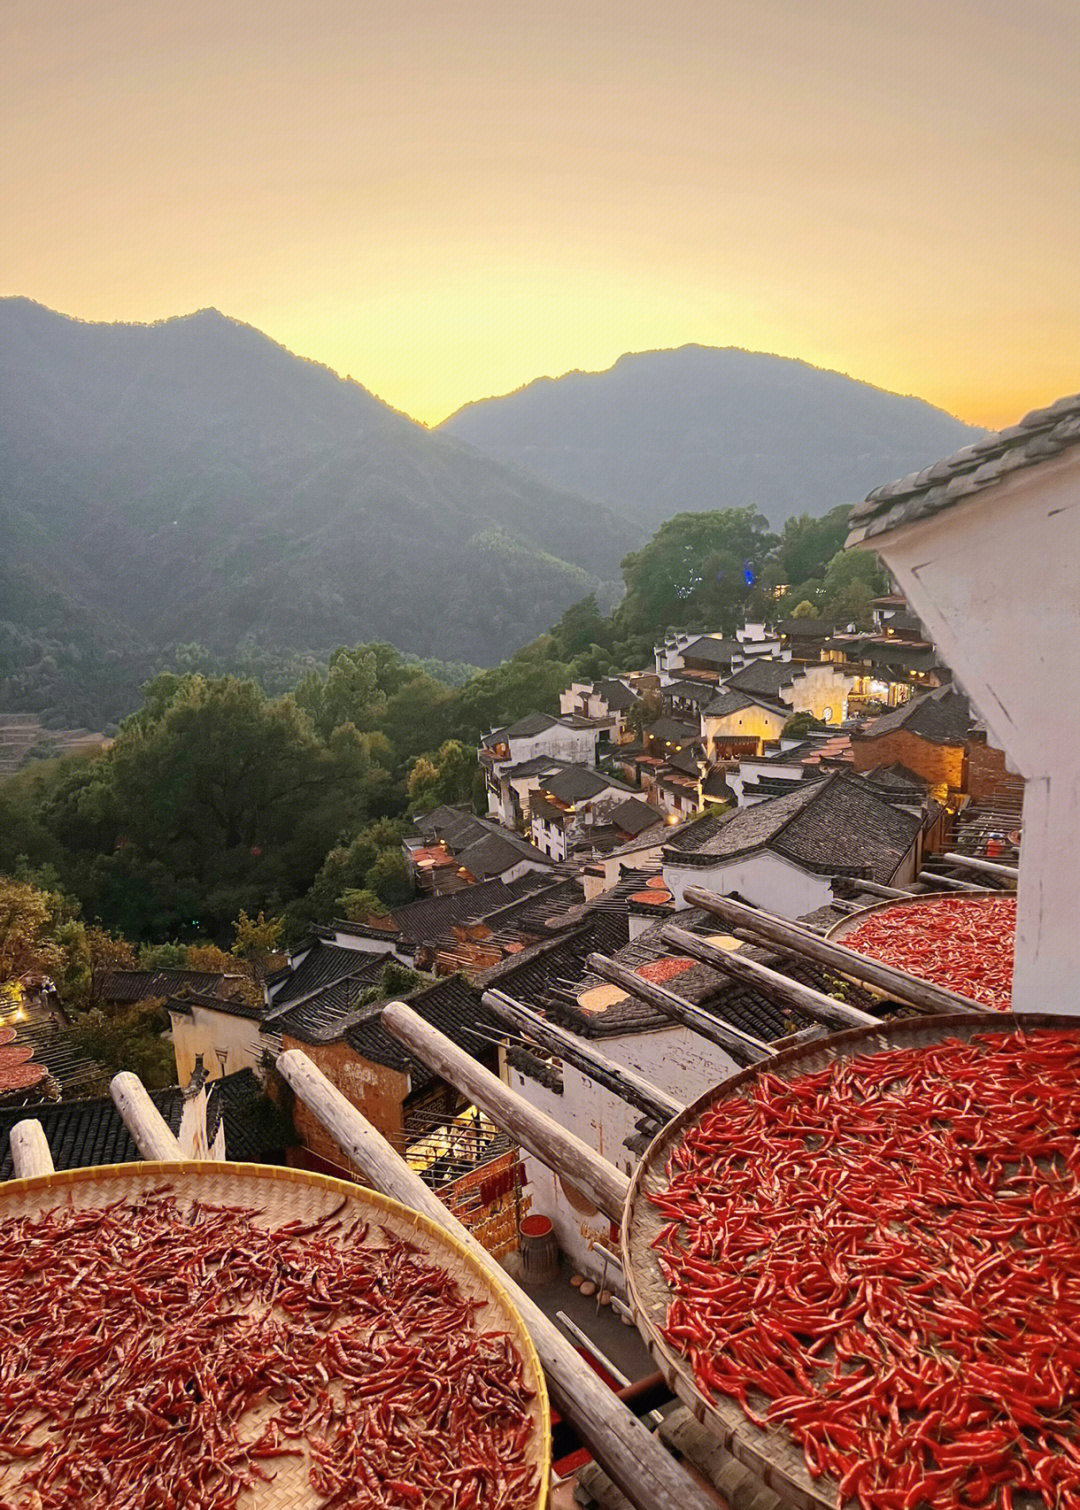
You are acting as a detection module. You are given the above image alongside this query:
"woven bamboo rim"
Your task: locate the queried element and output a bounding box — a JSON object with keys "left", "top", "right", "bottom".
{"left": 0, "top": 1160, "right": 550, "bottom": 1509}
{"left": 622, "top": 1012, "right": 1078, "bottom": 1510}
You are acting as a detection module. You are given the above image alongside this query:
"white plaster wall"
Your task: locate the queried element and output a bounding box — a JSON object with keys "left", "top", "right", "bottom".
{"left": 663, "top": 850, "right": 834, "bottom": 917}
{"left": 170, "top": 1005, "right": 265, "bottom": 1086}
{"left": 865, "top": 452, "right": 1080, "bottom": 1012}
{"left": 782, "top": 664, "right": 855, "bottom": 725}
{"left": 701, "top": 705, "right": 788, "bottom": 751}
{"left": 505, "top": 1024, "right": 740, "bottom": 1275}
{"left": 509, "top": 726, "right": 598, "bottom": 765}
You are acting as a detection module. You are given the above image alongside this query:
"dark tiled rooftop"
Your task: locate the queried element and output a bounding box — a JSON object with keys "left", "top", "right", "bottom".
{"left": 723, "top": 659, "right": 800, "bottom": 699}
{"left": 853, "top": 685, "right": 971, "bottom": 746}
{"left": 664, "top": 771, "right": 920, "bottom": 882}
{"left": 847, "top": 393, "right": 1080, "bottom": 545}
{"left": 268, "top": 942, "right": 387, "bottom": 1011}
{"left": 681, "top": 636, "right": 738, "bottom": 665}
{"left": 0, "top": 1070, "right": 280, "bottom": 1181}
{"left": 96, "top": 969, "right": 241, "bottom": 1004}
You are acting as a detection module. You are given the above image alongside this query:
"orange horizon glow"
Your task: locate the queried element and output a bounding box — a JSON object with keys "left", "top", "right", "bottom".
{"left": 3, "top": 1, "right": 1077, "bottom": 432}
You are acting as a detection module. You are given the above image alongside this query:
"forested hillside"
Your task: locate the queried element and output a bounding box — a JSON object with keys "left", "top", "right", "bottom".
{"left": 0, "top": 300, "right": 637, "bottom": 723}
{"left": 0, "top": 502, "right": 880, "bottom": 944}
{"left": 440, "top": 345, "right": 986, "bottom": 530}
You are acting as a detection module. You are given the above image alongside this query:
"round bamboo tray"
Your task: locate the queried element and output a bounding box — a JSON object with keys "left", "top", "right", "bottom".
{"left": 621, "top": 1012, "right": 1078, "bottom": 1510}
{"left": 824, "top": 887, "right": 1005, "bottom": 943}
{"left": 0, "top": 1160, "right": 550, "bottom": 1509}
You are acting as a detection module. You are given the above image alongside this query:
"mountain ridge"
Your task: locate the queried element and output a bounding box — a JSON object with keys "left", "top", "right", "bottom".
{"left": 0, "top": 299, "right": 637, "bottom": 712}
{"left": 438, "top": 344, "right": 988, "bottom": 530}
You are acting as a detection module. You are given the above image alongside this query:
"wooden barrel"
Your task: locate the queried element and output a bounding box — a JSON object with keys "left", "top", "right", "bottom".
{"left": 519, "top": 1212, "right": 559, "bottom": 1284}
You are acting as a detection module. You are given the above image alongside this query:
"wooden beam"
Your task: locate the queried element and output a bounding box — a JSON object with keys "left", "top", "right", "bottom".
{"left": 9, "top": 1119, "right": 54, "bottom": 1178}
{"left": 276, "top": 1049, "right": 718, "bottom": 1510}
{"left": 110, "top": 1072, "right": 183, "bottom": 1161}
{"left": 381, "top": 1002, "right": 629, "bottom": 1222}
{"left": 664, "top": 925, "right": 879, "bottom": 1029}
{"left": 916, "top": 871, "right": 987, "bottom": 892}
{"left": 585, "top": 952, "right": 774, "bottom": 1064}
{"left": 941, "top": 851, "right": 1018, "bottom": 883}
{"left": 831, "top": 877, "right": 916, "bottom": 900}
{"left": 482, "top": 987, "right": 683, "bottom": 1123}
{"left": 682, "top": 887, "right": 981, "bottom": 1014}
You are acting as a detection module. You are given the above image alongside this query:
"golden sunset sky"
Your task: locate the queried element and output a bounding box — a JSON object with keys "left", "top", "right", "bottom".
{"left": 4, "top": 0, "right": 1077, "bottom": 427}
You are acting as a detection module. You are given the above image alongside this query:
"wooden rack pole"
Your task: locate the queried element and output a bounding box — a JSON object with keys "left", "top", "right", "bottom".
{"left": 110, "top": 1072, "right": 183, "bottom": 1161}
{"left": 586, "top": 952, "right": 774, "bottom": 1065}
{"left": 941, "top": 851, "right": 1019, "bottom": 883}
{"left": 381, "top": 1003, "right": 629, "bottom": 1222}
{"left": 832, "top": 877, "right": 916, "bottom": 900}
{"left": 664, "top": 925, "right": 880, "bottom": 1030}
{"left": 915, "top": 872, "right": 985, "bottom": 892}
{"left": 682, "top": 887, "right": 982, "bottom": 1015}
{"left": 482, "top": 988, "right": 684, "bottom": 1124}
{"left": 9, "top": 1119, "right": 55, "bottom": 1178}
{"left": 276, "top": 1049, "right": 718, "bottom": 1510}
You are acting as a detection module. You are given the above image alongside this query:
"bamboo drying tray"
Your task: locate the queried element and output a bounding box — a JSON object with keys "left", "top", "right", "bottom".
{"left": 824, "top": 888, "right": 1006, "bottom": 943}
{"left": 621, "top": 1012, "right": 1078, "bottom": 1510}
{"left": 0, "top": 1160, "right": 550, "bottom": 1509}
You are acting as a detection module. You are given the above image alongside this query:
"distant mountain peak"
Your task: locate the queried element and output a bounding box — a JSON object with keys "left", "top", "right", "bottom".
{"left": 0, "top": 300, "right": 636, "bottom": 696}
{"left": 440, "top": 346, "right": 986, "bottom": 529}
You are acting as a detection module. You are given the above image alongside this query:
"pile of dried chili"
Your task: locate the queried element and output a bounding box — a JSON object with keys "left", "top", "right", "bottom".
{"left": 651, "top": 1029, "right": 1080, "bottom": 1509}
{"left": 0, "top": 1188, "right": 539, "bottom": 1509}
{"left": 841, "top": 895, "right": 1016, "bottom": 1010}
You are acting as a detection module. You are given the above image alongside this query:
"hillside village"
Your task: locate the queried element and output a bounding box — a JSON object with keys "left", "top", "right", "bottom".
{"left": 0, "top": 565, "right": 1026, "bottom": 1261}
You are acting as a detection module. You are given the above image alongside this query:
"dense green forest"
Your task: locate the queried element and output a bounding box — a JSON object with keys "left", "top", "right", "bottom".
{"left": 0, "top": 505, "right": 884, "bottom": 952}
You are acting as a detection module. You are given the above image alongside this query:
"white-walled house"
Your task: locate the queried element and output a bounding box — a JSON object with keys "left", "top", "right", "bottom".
{"left": 479, "top": 712, "right": 600, "bottom": 814}
{"left": 505, "top": 1027, "right": 738, "bottom": 1273}
{"left": 661, "top": 771, "right": 923, "bottom": 917}
{"left": 700, "top": 689, "right": 789, "bottom": 757}
{"left": 169, "top": 994, "right": 268, "bottom": 1085}
{"left": 528, "top": 765, "right": 639, "bottom": 860}
{"left": 846, "top": 393, "right": 1080, "bottom": 1013}
{"left": 558, "top": 678, "right": 640, "bottom": 743}
{"left": 722, "top": 657, "right": 856, "bottom": 726}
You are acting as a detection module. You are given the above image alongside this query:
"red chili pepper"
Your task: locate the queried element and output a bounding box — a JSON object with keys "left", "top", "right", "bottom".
{"left": 0, "top": 1190, "right": 540, "bottom": 1509}
{"left": 842, "top": 895, "right": 1016, "bottom": 1010}
{"left": 651, "top": 1028, "right": 1080, "bottom": 1510}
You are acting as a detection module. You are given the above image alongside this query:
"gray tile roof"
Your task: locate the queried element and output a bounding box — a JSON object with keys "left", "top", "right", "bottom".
{"left": 344, "top": 975, "right": 494, "bottom": 1092}
{"left": 455, "top": 829, "right": 553, "bottom": 878}
{"left": 608, "top": 797, "right": 664, "bottom": 836}
{"left": 702, "top": 688, "right": 786, "bottom": 717}
{"left": 664, "top": 771, "right": 920, "bottom": 881}
{"left": 503, "top": 755, "right": 563, "bottom": 778}
{"left": 0, "top": 1070, "right": 281, "bottom": 1180}
{"left": 542, "top": 765, "right": 631, "bottom": 804}
{"left": 647, "top": 718, "right": 699, "bottom": 744}
{"left": 496, "top": 711, "right": 563, "bottom": 741}
{"left": 723, "top": 660, "right": 799, "bottom": 699}
{"left": 847, "top": 393, "right": 1080, "bottom": 545}
{"left": 594, "top": 678, "right": 640, "bottom": 712}
{"left": 167, "top": 989, "right": 267, "bottom": 1023}
{"left": 853, "top": 685, "right": 971, "bottom": 746}
{"left": 386, "top": 872, "right": 552, "bottom": 945}
{"left": 681, "top": 636, "right": 738, "bottom": 665}
{"left": 96, "top": 969, "right": 241, "bottom": 1004}
{"left": 269, "top": 942, "right": 387, "bottom": 1011}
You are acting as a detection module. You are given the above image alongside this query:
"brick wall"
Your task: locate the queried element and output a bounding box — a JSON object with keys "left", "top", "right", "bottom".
{"left": 442, "top": 1148, "right": 530, "bottom": 1259}
{"left": 966, "top": 736, "right": 1026, "bottom": 807}
{"left": 282, "top": 1036, "right": 409, "bottom": 1176}
{"left": 850, "top": 729, "right": 966, "bottom": 791}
